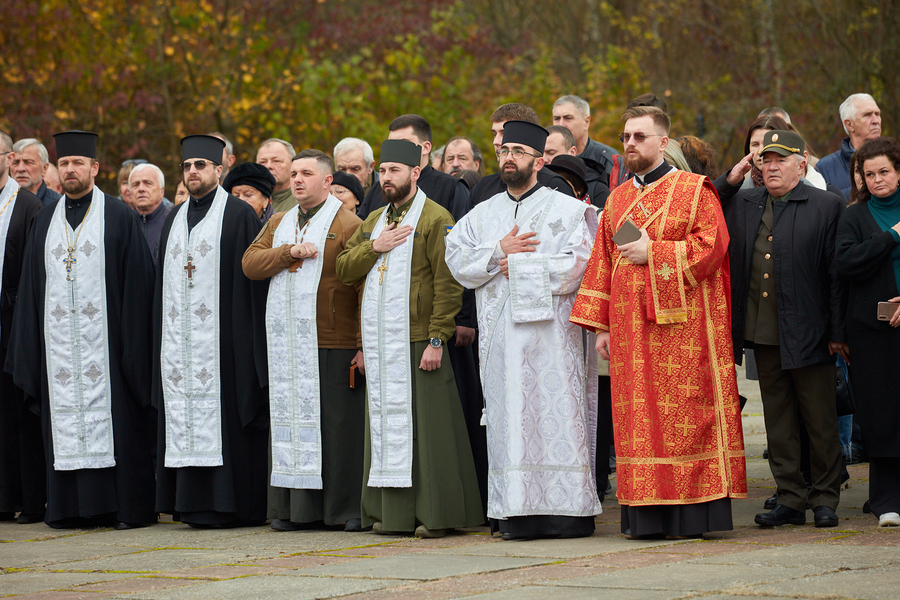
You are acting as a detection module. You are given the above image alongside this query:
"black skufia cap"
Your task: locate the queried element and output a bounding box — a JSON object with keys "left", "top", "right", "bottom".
{"left": 501, "top": 121, "right": 549, "bottom": 154}
{"left": 380, "top": 139, "right": 421, "bottom": 167}
{"left": 181, "top": 134, "right": 225, "bottom": 163}
{"left": 54, "top": 130, "right": 98, "bottom": 159}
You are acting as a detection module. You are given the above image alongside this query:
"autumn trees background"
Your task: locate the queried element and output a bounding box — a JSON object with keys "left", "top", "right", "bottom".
{"left": 3, "top": 0, "right": 895, "bottom": 194}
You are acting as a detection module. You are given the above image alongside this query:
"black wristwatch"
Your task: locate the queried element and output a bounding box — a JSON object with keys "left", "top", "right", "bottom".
{"left": 429, "top": 337, "right": 443, "bottom": 348}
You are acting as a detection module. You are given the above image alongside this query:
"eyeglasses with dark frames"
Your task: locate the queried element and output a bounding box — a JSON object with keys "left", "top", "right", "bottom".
{"left": 618, "top": 132, "right": 662, "bottom": 144}
{"left": 181, "top": 160, "right": 218, "bottom": 172}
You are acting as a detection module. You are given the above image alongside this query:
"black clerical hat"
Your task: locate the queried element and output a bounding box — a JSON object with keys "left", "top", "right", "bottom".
{"left": 181, "top": 134, "right": 225, "bottom": 163}
{"left": 331, "top": 171, "right": 365, "bottom": 205}
{"left": 380, "top": 139, "right": 421, "bottom": 167}
{"left": 223, "top": 162, "right": 276, "bottom": 199}
{"left": 54, "top": 130, "right": 98, "bottom": 159}
{"left": 546, "top": 155, "right": 588, "bottom": 196}
{"left": 761, "top": 130, "right": 805, "bottom": 157}
{"left": 501, "top": 121, "right": 549, "bottom": 154}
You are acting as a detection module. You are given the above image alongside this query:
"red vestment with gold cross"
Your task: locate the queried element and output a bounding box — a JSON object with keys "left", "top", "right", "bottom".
{"left": 570, "top": 170, "right": 747, "bottom": 506}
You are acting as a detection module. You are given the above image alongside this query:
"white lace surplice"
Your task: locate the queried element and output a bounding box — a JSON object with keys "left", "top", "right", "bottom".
{"left": 445, "top": 187, "right": 601, "bottom": 520}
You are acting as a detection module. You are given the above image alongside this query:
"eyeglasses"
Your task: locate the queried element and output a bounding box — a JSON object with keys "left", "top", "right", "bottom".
{"left": 181, "top": 160, "right": 218, "bottom": 172}
{"left": 121, "top": 159, "right": 148, "bottom": 167}
{"left": 618, "top": 132, "right": 662, "bottom": 144}
{"left": 498, "top": 147, "right": 542, "bottom": 159}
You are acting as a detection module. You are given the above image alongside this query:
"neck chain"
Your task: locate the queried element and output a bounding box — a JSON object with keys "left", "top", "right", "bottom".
{"left": 290, "top": 209, "right": 312, "bottom": 272}
{"left": 0, "top": 189, "right": 18, "bottom": 221}
{"left": 376, "top": 205, "right": 407, "bottom": 286}
{"left": 63, "top": 194, "right": 94, "bottom": 282}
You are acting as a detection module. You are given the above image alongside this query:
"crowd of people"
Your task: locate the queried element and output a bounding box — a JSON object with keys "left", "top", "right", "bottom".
{"left": 0, "top": 91, "right": 898, "bottom": 540}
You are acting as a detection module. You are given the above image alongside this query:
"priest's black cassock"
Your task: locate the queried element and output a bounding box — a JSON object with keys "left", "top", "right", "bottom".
{"left": 470, "top": 167, "right": 576, "bottom": 205}
{"left": 152, "top": 188, "right": 270, "bottom": 527}
{"left": 5, "top": 192, "right": 157, "bottom": 526}
{"left": 0, "top": 187, "right": 46, "bottom": 520}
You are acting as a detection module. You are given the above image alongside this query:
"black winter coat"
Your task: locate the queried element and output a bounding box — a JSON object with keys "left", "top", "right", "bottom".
{"left": 722, "top": 180, "right": 846, "bottom": 369}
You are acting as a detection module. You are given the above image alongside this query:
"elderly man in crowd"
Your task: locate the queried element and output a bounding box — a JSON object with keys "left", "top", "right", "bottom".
{"left": 334, "top": 137, "right": 378, "bottom": 194}
{"left": 441, "top": 136, "right": 484, "bottom": 177}
{"left": 130, "top": 163, "right": 171, "bottom": 262}
{"left": 11, "top": 138, "right": 61, "bottom": 206}
{"left": 723, "top": 129, "right": 846, "bottom": 529}
{"left": 816, "top": 93, "right": 882, "bottom": 198}
{"left": 256, "top": 139, "right": 296, "bottom": 213}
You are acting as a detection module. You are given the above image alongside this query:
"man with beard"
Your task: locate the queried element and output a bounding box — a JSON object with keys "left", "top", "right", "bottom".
{"left": 6, "top": 131, "right": 157, "bottom": 529}
{"left": 0, "top": 131, "right": 46, "bottom": 524}
{"left": 469, "top": 104, "right": 576, "bottom": 205}
{"left": 445, "top": 121, "right": 602, "bottom": 540}
{"left": 153, "top": 134, "right": 269, "bottom": 529}
{"left": 242, "top": 149, "right": 366, "bottom": 533}
{"left": 336, "top": 139, "right": 483, "bottom": 538}
{"left": 356, "top": 115, "right": 487, "bottom": 515}
{"left": 570, "top": 106, "right": 747, "bottom": 538}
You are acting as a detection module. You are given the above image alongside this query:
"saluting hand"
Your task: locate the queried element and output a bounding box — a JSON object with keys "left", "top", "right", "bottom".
{"left": 372, "top": 222, "right": 413, "bottom": 253}
{"left": 500, "top": 225, "right": 540, "bottom": 256}
{"left": 290, "top": 242, "right": 318, "bottom": 260}
{"left": 726, "top": 152, "right": 755, "bottom": 186}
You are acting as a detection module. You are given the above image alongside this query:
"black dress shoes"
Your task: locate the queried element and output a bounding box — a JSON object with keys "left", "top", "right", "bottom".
{"left": 764, "top": 493, "right": 778, "bottom": 510}
{"left": 813, "top": 506, "right": 839, "bottom": 528}
{"left": 343, "top": 518, "right": 363, "bottom": 532}
{"left": 755, "top": 505, "right": 806, "bottom": 527}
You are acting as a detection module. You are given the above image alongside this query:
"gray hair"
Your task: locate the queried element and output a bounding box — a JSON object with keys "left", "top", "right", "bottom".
{"left": 333, "top": 137, "right": 374, "bottom": 165}
{"left": 431, "top": 144, "right": 445, "bottom": 164}
{"left": 553, "top": 95, "right": 591, "bottom": 118}
{"left": 757, "top": 107, "right": 792, "bottom": 125}
{"left": 12, "top": 138, "right": 49, "bottom": 164}
{"left": 208, "top": 131, "right": 233, "bottom": 156}
{"left": 840, "top": 93, "right": 877, "bottom": 135}
{"left": 129, "top": 163, "right": 165, "bottom": 189}
{"left": 259, "top": 137, "right": 296, "bottom": 158}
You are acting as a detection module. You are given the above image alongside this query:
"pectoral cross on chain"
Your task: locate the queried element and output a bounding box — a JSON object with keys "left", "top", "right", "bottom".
{"left": 184, "top": 256, "right": 196, "bottom": 288}
{"left": 64, "top": 248, "right": 77, "bottom": 281}
{"left": 377, "top": 260, "right": 388, "bottom": 285}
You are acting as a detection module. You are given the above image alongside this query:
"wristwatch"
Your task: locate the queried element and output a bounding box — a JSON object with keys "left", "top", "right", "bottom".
{"left": 429, "top": 337, "right": 443, "bottom": 348}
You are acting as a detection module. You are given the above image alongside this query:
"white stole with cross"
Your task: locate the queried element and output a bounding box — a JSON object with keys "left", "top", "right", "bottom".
{"left": 267, "top": 195, "right": 342, "bottom": 489}
{"left": 43, "top": 187, "right": 114, "bottom": 470}
{"left": 0, "top": 177, "right": 20, "bottom": 341}
{"left": 361, "top": 188, "right": 426, "bottom": 488}
{"left": 160, "top": 186, "right": 228, "bottom": 467}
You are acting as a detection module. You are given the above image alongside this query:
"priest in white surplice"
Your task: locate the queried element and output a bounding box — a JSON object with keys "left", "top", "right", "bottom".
{"left": 153, "top": 135, "right": 269, "bottom": 529}
{"left": 6, "top": 131, "right": 156, "bottom": 529}
{"left": 445, "top": 121, "right": 602, "bottom": 540}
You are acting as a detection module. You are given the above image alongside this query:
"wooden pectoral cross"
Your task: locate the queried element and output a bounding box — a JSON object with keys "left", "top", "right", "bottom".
{"left": 184, "top": 257, "right": 196, "bottom": 288}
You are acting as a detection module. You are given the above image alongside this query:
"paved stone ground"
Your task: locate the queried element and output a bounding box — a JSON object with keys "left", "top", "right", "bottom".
{"left": 2, "top": 368, "right": 897, "bottom": 600}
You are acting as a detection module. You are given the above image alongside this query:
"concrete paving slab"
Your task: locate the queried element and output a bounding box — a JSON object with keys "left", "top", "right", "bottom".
{"left": 68, "top": 576, "right": 205, "bottom": 594}
{"left": 460, "top": 585, "right": 690, "bottom": 599}
{"left": 118, "top": 574, "right": 402, "bottom": 600}
{"left": 289, "top": 554, "right": 549, "bottom": 581}
{"left": 689, "top": 543, "right": 900, "bottom": 569}
{"left": 35, "top": 548, "right": 282, "bottom": 573}
{"left": 1, "top": 542, "right": 142, "bottom": 569}
{"left": 418, "top": 534, "right": 683, "bottom": 558}
{"left": 751, "top": 565, "right": 900, "bottom": 600}
{"left": 559, "top": 561, "right": 823, "bottom": 592}
{"left": 0, "top": 571, "right": 133, "bottom": 595}
{"left": 0, "top": 522, "right": 83, "bottom": 543}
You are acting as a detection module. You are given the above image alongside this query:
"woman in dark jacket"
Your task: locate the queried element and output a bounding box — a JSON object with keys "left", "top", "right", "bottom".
{"left": 836, "top": 136, "right": 900, "bottom": 527}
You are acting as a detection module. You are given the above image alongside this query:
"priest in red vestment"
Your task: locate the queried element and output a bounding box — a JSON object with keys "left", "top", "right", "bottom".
{"left": 570, "top": 106, "right": 747, "bottom": 538}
